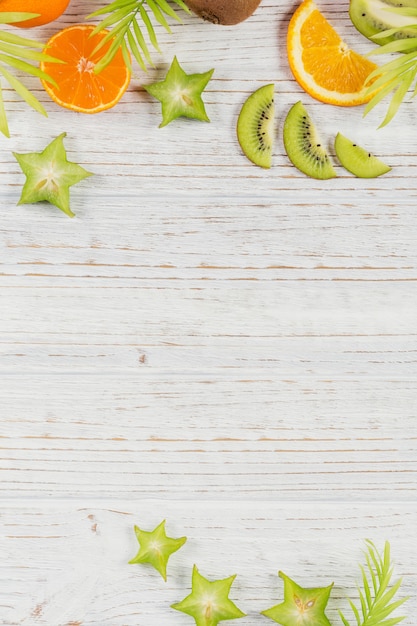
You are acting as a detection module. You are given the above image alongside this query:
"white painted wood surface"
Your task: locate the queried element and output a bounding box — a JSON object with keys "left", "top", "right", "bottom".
{"left": 0, "top": 0, "right": 416, "bottom": 624}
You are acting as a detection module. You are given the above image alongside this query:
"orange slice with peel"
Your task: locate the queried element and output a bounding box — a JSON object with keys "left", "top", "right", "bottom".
{"left": 40, "top": 25, "right": 131, "bottom": 114}
{"left": 287, "top": 0, "right": 379, "bottom": 106}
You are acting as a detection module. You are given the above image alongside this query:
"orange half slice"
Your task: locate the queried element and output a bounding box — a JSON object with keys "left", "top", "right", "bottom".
{"left": 40, "top": 25, "right": 131, "bottom": 114}
{"left": 287, "top": 0, "right": 379, "bottom": 106}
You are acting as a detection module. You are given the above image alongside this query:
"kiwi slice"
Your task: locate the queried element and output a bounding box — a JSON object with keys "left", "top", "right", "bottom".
{"left": 334, "top": 132, "right": 391, "bottom": 177}
{"left": 237, "top": 83, "right": 275, "bottom": 169}
{"left": 283, "top": 101, "right": 336, "bottom": 180}
{"left": 349, "top": 0, "right": 417, "bottom": 45}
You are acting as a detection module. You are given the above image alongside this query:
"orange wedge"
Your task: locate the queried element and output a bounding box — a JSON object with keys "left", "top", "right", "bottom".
{"left": 287, "top": 0, "right": 379, "bottom": 106}
{"left": 40, "top": 25, "right": 131, "bottom": 114}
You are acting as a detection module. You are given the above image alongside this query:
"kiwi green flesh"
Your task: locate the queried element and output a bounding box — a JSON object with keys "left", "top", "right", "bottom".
{"left": 184, "top": 0, "right": 261, "bottom": 25}
{"left": 349, "top": 0, "right": 417, "bottom": 45}
{"left": 335, "top": 133, "right": 391, "bottom": 178}
{"left": 283, "top": 101, "right": 336, "bottom": 180}
{"left": 237, "top": 84, "right": 274, "bottom": 169}
{"left": 384, "top": 0, "right": 417, "bottom": 7}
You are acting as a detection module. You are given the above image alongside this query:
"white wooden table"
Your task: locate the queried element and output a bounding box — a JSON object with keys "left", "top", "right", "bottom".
{"left": 1, "top": 1, "right": 416, "bottom": 624}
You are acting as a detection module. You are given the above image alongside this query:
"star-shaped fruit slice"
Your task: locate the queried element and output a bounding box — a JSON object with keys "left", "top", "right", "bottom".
{"left": 144, "top": 56, "right": 214, "bottom": 127}
{"left": 172, "top": 564, "right": 246, "bottom": 626}
{"left": 261, "top": 571, "right": 334, "bottom": 626}
{"left": 13, "top": 133, "right": 92, "bottom": 218}
{"left": 128, "top": 519, "right": 186, "bottom": 581}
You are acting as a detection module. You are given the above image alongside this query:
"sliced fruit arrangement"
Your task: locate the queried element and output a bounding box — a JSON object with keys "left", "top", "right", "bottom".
{"left": 124, "top": 522, "right": 407, "bottom": 626}
{"left": 0, "top": 11, "right": 62, "bottom": 137}
{"left": 13, "top": 133, "right": 92, "bottom": 217}
{"left": 144, "top": 56, "right": 214, "bottom": 127}
{"left": 40, "top": 25, "right": 131, "bottom": 114}
{"left": 334, "top": 132, "right": 391, "bottom": 177}
{"left": 237, "top": 83, "right": 275, "bottom": 169}
{"left": 287, "top": 0, "right": 380, "bottom": 106}
{"left": 350, "top": 0, "right": 417, "bottom": 45}
{"left": 235, "top": 84, "right": 392, "bottom": 179}
{"left": 283, "top": 101, "right": 337, "bottom": 180}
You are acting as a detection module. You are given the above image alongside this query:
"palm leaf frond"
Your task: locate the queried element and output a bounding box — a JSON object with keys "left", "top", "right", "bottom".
{"left": 0, "top": 13, "right": 62, "bottom": 137}
{"left": 88, "top": 0, "right": 191, "bottom": 74}
{"left": 364, "top": 11, "right": 417, "bottom": 126}
{"left": 339, "top": 540, "right": 409, "bottom": 626}
{"left": 0, "top": 12, "right": 39, "bottom": 25}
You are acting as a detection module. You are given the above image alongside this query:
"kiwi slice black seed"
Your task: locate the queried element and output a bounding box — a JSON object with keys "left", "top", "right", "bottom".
{"left": 384, "top": 0, "right": 417, "bottom": 7}
{"left": 283, "top": 101, "right": 336, "bottom": 180}
{"left": 335, "top": 132, "right": 392, "bottom": 178}
{"left": 237, "top": 84, "right": 275, "bottom": 169}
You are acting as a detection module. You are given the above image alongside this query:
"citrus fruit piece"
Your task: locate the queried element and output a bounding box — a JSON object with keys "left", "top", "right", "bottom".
{"left": 0, "top": 0, "right": 71, "bottom": 28}
{"left": 40, "top": 25, "right": 131, "bottom": 114}
{"left": 287, "top": 0, "right": 380, "bottom": 106}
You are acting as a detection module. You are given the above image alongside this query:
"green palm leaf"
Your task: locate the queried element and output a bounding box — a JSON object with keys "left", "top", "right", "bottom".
{"left": 364, "top": 7, "right": 417, "bottom": 125}
{"left": 339, "top": 540, "right": 408, "bottom": 626}
{"left": 88, "top": 0, "right": 191, "bottom": 74}
{"left": 0, "top": 12, "right": 39, "bottom": 25}
{"left": 0, "top": 12, "right": 62, "bottom": 137}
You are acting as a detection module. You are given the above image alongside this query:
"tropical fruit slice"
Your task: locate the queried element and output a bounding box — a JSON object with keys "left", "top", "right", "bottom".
{"left": 283, "top": 101, "right": 337, "bottom": 179}
{"left": 237, "top": 84, "right": 275, "bottom": 168}
{"left": 144, "top": 56, "right": 214, "bottom": 127}
{"left": 334, "top": 132, "right": 391, "bottom": 177}
{"left": 287, "top": 0, "right": 380, "bottom": 105}
{"left": 350, "top": 0, "right": 417, "bottom": 46}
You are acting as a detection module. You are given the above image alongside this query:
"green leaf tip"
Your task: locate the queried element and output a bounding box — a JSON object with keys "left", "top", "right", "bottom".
{"left": 0, "top": 25, "right": 63, "bottom": 136}
{"left": 128, "top": 519, "right": 187, "bottom": 581}
{"left": 364, "top": 28, "right": 417, "bottom": 126}
{"left": 262, "top": 571, "right": 334, "bottom": 626}
{"left": 339, "top": 540, "right": 409, "bottom": 626}
{"left": 172, "top": 564, "right": 246, "bottom": 626}
{"left": 87, "top": 0, "right": 190, "bottom": 73}
{"left": 144, "top": 55, "right": 214, "bottom": 127}
{"left": 0, "top": 13, "right": 39, "bottom": 25}
{"left": 13, "top": 133, "right": 93, "bottom": 218}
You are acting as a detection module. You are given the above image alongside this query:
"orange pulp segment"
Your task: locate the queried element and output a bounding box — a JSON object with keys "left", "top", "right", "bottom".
{"left": 287, "top": 0, "right": 379, "bottom": 106}
{"left": 40, "top": 24, "right": 131, "bottom": 114}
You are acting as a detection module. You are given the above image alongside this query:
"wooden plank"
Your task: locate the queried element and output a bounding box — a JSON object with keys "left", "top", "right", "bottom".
{"left": 0, "top": 501, "right": 415, "bottom": 626}
{"left": 1, "top": 374, "right": 415, "bottom": 499}
{"left": 1, "top": 1, "right": 417, "bottom": 623}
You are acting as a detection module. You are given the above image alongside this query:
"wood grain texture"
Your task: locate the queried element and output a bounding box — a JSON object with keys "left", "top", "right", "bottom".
{"left": 1, "top": 501, "right": 416, "bottom": 626}
{"left": 1, "top": 0, "right": 416, "bottom": 623}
